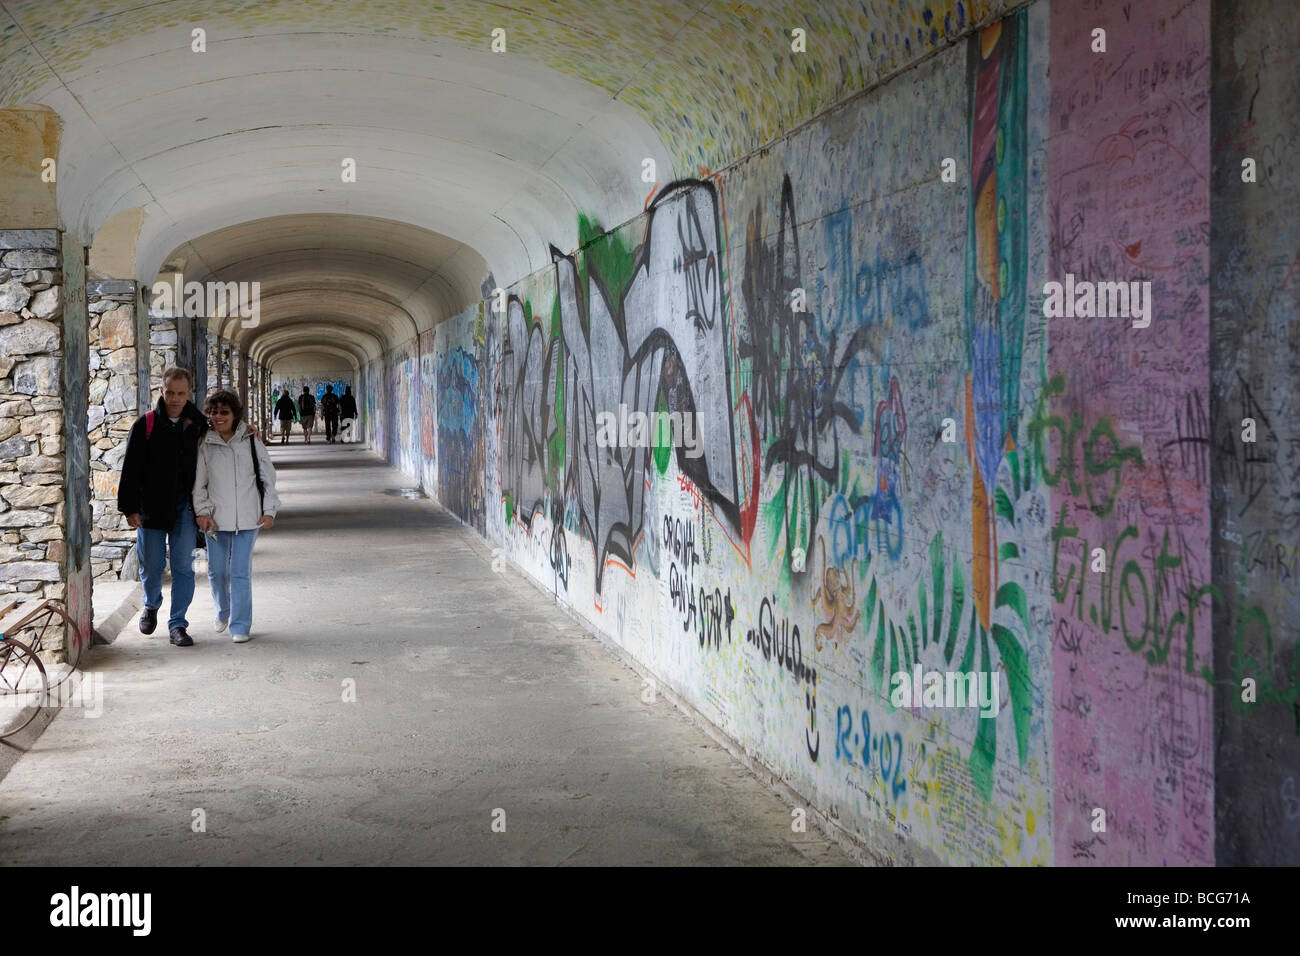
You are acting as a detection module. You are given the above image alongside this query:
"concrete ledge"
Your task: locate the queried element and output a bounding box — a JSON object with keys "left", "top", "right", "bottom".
{"left": 0, "top": 701, "right": 58, "bottom": 786}
{"left": 92, "top": 579, "right": 143, "bottom": 645}
{"left": 0, "top": 578, "right": 137, "bottom": 785}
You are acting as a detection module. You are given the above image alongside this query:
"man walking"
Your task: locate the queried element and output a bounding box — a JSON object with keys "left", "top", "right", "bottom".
{"left": 339, "top": 385, "right": 358, "bottom": 442}
{"left": 321, "top": 384, "right": 340, "bottom": 443}
{"left": 117, "top": 367, "right": 206, "bottom": 647}
{"left": 275, "top": 388, "right": 296, "bottom": 444}
{"left": 297, "top": 385, "right": 317, "bottom": 444}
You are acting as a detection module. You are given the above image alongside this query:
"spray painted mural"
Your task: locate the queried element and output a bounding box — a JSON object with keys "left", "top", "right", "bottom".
{"left": 364, "top": 0, "right": 1299, "bottom": 866}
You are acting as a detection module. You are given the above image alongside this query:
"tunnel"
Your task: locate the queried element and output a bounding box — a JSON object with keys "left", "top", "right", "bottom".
{"left": 0, "top": 0, "right": 1297, "bottom": 884}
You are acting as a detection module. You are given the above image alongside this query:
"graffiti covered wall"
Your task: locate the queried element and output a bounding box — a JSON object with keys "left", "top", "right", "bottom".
{"left": 363, "top": 0, "right": 1299, "bottom": 865}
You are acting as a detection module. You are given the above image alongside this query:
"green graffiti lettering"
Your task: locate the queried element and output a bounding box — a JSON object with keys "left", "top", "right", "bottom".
{"left": 1050, "top": 503, "right": 1078, "bottom": 608}
{"left": 1146, "top": 531, "right": 1182, "bottom": 666}
{"left": 1083, "top": 417, "right": 1144, "bottom": 517}
{"left": 1119, "top": 555, "right": 1150, "bottom": 654}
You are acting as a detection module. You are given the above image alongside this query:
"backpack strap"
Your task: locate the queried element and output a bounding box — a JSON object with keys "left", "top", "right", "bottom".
{"left": 248, "top": 435, "right": 266, "bottom": 514}
{"left": 145, "top": 410, "right": 155, "bottom": 439}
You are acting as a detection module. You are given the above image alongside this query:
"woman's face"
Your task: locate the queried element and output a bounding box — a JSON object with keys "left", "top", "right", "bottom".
{"left": 208, "top": 404, "right": 236, "bottom": 430}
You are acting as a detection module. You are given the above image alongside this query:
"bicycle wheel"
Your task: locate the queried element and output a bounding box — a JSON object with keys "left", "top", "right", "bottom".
{"left": 0, "top": 637, "right": 49, "bottom": 739}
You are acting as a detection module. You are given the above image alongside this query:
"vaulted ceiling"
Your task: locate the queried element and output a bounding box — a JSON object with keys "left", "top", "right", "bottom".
{"left": 0, "top": 0, "right": 1005, "bottom": 371}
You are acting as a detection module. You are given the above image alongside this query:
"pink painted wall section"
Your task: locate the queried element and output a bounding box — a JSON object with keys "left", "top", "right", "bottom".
{"left": 1048, "top": 0, "right": 1213, "bottom": 864}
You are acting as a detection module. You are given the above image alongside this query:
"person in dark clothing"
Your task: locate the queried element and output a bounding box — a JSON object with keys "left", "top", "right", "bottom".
{"left": 321, "top": 384, "right": 340, "bottom": 443}
{"left": 338, "top": 385, "right": 358, "bottom": 443}
{"left": 297, "top": 385, "right": 317, "bottom": 444}
{"left": 117, "top": 367, "right": 207, "bottom": 646}
{"left": 274, "top": 389, "right": 296, "bottom": 444}
{"left": 339, "top": 386, "right": 358, "bottom": 421}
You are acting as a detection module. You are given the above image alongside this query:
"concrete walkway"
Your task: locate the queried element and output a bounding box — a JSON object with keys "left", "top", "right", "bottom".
{"left": 0, "top": 440, "right": 853, "bottom": 865}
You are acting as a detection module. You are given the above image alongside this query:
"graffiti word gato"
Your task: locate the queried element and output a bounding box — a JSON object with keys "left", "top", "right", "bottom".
{"left": 594, "top": 404, "right": 702, "bottom": 458}
{"left": 1041, "top": 273, "right": 1152, "bottom": 328}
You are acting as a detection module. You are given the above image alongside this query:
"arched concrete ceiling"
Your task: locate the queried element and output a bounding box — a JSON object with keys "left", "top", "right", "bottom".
{"left": 0, "top": 3, "right": 678, "bottom": 295}
{"left": 0, "top": 0, "right": 1006, "bottom": 359}
{"left": 261, "top": 339, "right": 369, "bottom": 372}
{"left": 0, "top": 1, "right": 1000, "bottom": 178}
{"left": 162, "top": 214, "right": 477, "bottom": 357}
{"left": 264, "top": 344, "right": 359, "bottom": 377}
{"left": 243, "top": 314, "right": 388, "bottom": 364}
{"left": 169, "top": 215, "right": 483, "bottom": 329}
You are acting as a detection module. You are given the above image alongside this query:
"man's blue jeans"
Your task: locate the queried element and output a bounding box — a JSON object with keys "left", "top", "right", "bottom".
{"left": 137, "top": 501, "right": 196, "bottom": 630}
{"left": 207, "top": 529, "right": 260, "bottom": 636}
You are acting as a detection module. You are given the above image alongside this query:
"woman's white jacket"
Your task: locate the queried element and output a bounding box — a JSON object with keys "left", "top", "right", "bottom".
{"left": 193, "top": 422, "right": 280, "bottom": 532}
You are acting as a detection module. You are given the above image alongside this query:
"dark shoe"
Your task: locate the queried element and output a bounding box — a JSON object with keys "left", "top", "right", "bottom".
{"left": 169, "top": 626, "right": 194, "bottom": 647}
{"left": 139, "top": 606, "right": 158, "bottom": 635}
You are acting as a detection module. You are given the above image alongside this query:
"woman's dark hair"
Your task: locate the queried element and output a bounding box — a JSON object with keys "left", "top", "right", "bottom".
{"left": 204, "top": 389, "right": 244, "bottom": 427}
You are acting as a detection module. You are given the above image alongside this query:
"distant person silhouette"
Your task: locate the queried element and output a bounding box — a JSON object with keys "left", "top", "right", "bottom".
{"left": 297, "top": 385, "right": 317, "bottom": 444}
{"left": 321, "top": 384, "right": 340, "bottom": 443}
{"left": 339, "top": 386, "right": 359, "bottom": 443}
{"left": 274, "top": 389, "right": 296, "bottom": 444}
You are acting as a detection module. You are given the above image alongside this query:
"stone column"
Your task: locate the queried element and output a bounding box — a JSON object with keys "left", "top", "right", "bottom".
{"left": 256, "top": 364, "right": 266, "bottom": 430}
{"left": 86, "top": 279, "right": 139, "bottom": 580}
{"left": 176, "top": 313, "right": 194, "bottom": 373}
{"left": 235, "top": 347, "right": 247, "bottom": 408}
{"left": 60, "top": 232, "right": 92, "bottom": 652}
{"left": 148, "top": 316, "right": 178, "bottom": 392}
{"left": 0, "top": 231, "right": 63, "bottom": 610}
{"left": 204, "top": 329, "right": 219, "bottom": 397}
{"left": 134, "top": 285, "right": 150, "bottom": 414}
{"left": 194, "top": 320, "right": 209, "bottom": 399}
{"left": 0, "top": 229, "right": 90, "bottom": 657}
{"left": 250, "top": 364, "right": 259, "bottom": 429}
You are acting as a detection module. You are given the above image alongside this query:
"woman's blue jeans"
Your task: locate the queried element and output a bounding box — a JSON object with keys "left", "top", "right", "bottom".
{"left": 207, "top": 529, "right": 259, "bottom": 635}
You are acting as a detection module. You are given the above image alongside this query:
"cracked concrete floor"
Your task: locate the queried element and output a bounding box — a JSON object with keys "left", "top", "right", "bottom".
{"left": 0, "top": 441, "right": 853, "bottom": 866}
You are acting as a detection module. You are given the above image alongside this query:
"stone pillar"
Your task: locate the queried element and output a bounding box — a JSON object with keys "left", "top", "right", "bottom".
{"left": 0, "top": 230, "right": 64, "bottom": 609}
{"left": 60, "top": 232, "right": 92, "bottom": 653}
{"left": 0, "top": 229, "right": 90, "bottom": 657}
{"left": 134, "top": 286, "right": 150, "bottom": 414}
{"left": 176, "top": 313, "right": 193, "bottom": 376}
{"left": 260, "top": 361, "right": 270, "bottom": 429}
{"left": 235, "top": 347, "right": 247, "bottom": 408}
{"left": 194, "top": 320, "right": 210, "bottom": 399}
{"left": 86, "top": 279, "right": 139, "bottom": 579}
{"left": 148, "top": 316, "right": 178, "bottom": 392}
{"left": 250, "top": 364, "right": 259, "bottom": 429}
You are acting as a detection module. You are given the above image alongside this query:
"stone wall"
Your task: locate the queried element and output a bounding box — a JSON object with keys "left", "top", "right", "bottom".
{"left": 194, "top": 319, "right": 209, "bottom": 399}
{"left": 0, "top": 229, "right": 65, "bottom": 606}
{"left": 205, "top": 329, "right": 220, "bottom": 394}
{"left": 147, "top": 316, "right": 177, "bottom": 392}
{"left": 86, "top": 279, "right": 139, "bottom": 579}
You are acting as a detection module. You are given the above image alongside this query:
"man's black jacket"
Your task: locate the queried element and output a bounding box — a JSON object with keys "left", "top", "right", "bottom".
{"left": 117, "top": 397, "right": 208, "bottom": 531}
{"left": 340, "top": 393, "right": 358, "bottom": 419}
{"left": 275, "top": 394, "right": 296, "bottom": 421}
{"left": 321, "top": 392, "right": 340, "bottom": 418}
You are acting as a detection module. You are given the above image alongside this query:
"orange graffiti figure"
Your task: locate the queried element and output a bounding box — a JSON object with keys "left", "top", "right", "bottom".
{"left": 811, "top": 537, "right": 859, "bottom": 652}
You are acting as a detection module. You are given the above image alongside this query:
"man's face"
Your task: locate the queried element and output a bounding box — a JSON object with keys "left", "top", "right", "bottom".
{"left": 160, "top": 377, "right": 191, "bottom": 417}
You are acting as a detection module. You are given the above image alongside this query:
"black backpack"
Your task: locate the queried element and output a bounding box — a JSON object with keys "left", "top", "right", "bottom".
{"left": 299, "top": 393, "right": 316, "bottom": 416}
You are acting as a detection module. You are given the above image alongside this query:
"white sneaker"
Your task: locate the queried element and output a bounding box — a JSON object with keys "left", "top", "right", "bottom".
{"left": 215, "top": 618, "right": 228, "bottom": 634}
{"left": 232, "top": 633, "right": 251, "bottom": 644}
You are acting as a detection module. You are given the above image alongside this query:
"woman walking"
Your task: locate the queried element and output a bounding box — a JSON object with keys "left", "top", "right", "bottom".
{"left": 193, "top": 389, "right": 280, "bottom": 643}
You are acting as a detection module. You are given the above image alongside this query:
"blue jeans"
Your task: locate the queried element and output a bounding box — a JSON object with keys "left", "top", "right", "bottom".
{"left": 207, "top": 529, "right": 259, "bottom": 636}
{"left": 137, "top": 501, "right": 196, "bottom": 630}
